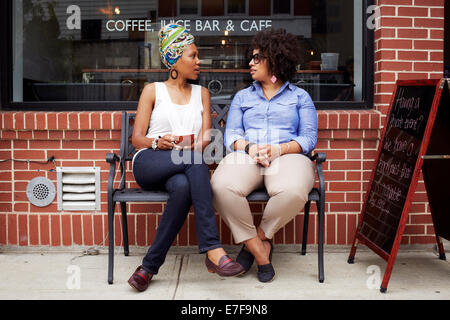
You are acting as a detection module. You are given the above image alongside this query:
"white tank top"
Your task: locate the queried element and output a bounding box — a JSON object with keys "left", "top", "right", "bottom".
{"left": 146, "top": 82, "right": 203, "bottom": 139}
{"left": 132, "top": 82, "right": 204, "bottom": 167}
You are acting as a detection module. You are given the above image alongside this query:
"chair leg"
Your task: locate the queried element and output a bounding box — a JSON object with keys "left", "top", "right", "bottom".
{"left": 317, "top": 200, "right": 324, "bottom": 283}
{"left": 301, "top": 201, "right": 311, "bottom": 255}
{"left": 121, "top": 202, "right": 129, "bottom": 256}
{"left": 108, "top": 200, "right": 116, "bottom": 284}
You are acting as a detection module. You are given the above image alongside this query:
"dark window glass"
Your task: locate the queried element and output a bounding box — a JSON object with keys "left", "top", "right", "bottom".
{"left": 294, "top": 0, "right": 312, "bottom": 16}
{"left": 180, "top": 0, "right": 198, "bottom": 15}
{"left": 228, "top": 0, "right": 245, "bottom": 14}
{"left": 201, "top": 0, "right": 224, "bottom": 16}
{"left": 8, "top": 0, "right": 370, "bottom": 106}
{"left": 158, "top": 0, "right": 177, "bottom": 17}
{"left": 249, "top": 0, "right": 270, "bottom": 16}
{"left": 273, "top": 0, "right": 290, "bottom": 14}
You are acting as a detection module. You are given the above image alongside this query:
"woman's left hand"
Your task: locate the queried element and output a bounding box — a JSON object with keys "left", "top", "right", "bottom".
{"left": 254, "top": 144, "right": 282, "bottom": 167}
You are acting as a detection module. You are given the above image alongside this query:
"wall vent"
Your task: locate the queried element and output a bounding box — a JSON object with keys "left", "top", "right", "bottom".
{"left": 57, "top": 167, "right": 100, "bottom": 211}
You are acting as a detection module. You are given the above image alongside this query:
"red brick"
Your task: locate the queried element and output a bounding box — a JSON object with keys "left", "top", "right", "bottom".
{"left": 410, "top": 235, "right": 435, "bottom": 244}
{"left": 18, "top": 214, "right": 28, "bottom": 246}
{"left": 62, "top": 140, "right": 93, "bottom": 149}
{"left": 414, "top": 18, "right": 444, "bottom": 29}
{"left": 93, "top": 214, "right": 104, "bottom": 246}
{"left": 2, "top": 113, "right": 14, "bottom": 129}
{"left": 72, "top": 215, "right": 82, "bottom": 245}
{"left": 413, "top": 0, "right": 442, "bottom": 6}
{"left": 147, "top": 215, "right": 157, "bottom": 245}
{"left": 51, "top": 215, "right": 61, "bottom": 246}
{"left": 83, "top": 214, "right": 93, "bottom": 246}
{"left": 398, "top": 7, "right": 428, "bottom": 17}
{"left": 285, "top": 219, "right": 294, "bottom": 244}
{"left": 91, "top": 113, "right": 101, "bottom": 129}
{"left": 326, "top": 214, "right": 336, "bottom": 245}
{"left": 430, "top": 29, "right": 444, "bottom": 40}
{"left": 47, "top": 113, "right": 57, "bottom": 130}
{"left": 379, "top": 0, "right": 412, "bottom": 5}
{"left": 337, "top": 214, "right": 346, "bottom": 245}
{"left": 61, "top": 215, "right": 72, "bottom": 246}
{"left": 57, "top": 113, "right": 68, "bottom": 130}
{"left": 414, "top": 62, "right": 443, "bottom": 72}
{"left": 430, "top": 52, "right": 443, "bottom": 62}
{"left": 29, "top": 215, "right": 39, "bottom": 245}
{"left": 410, "top": 214, "right": 432, "bottom": 224}
{"left": 64, "top": 131, "right": 80, "bottom": 140}
{"left": 188, "top": 214, "right": 198, "bottom": 245}
{"left": 40, "top": 215, "right": 50, "bottom": 245}
{"left": 380, "top": 17, "right": 412, "bottom": 28}
{"left": 8, "top": 214, "right": 17, "bottom": 245}
{"left": 0, "top": 214, "right": 5, "bottom": 244}
{"left": 36, "top": 113, "right": 46, "bottom": 129}
{"left": 404, "top": 225, "right": 425, "bottom": 235}
{"left": 101, "top": 113, "right": 113, "bottom": 130}
{"left": 414, "top": 40, "right": 444, "bottom": 50}
{"left": 430, "top": 7, "right": 444, "bottom": 18}
{"left": 24, "top": 113, "right": 35, "bottom": 130}
{"left": 397, "top": 51, "right": 428, "bottom": 61}
{"left": 29, "top": 140, "right": 61, "bottom": 149}
{"left": 274, "top": 227, "right": 283, "bottom": 244}
{"left": 114, "top": 214, "right": 122, "bottom": 246}
{"left": 307, "top": 212, "right": 316, "bottom": 244}
{"left": 397, "top": 72, "right": 429, "bottom": 80}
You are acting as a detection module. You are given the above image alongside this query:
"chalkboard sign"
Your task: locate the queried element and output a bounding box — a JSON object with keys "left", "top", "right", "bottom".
{"left": 359, "top": 84, "right": 436, "bottom": 254}
{"left": 348, "top": 79, "right": 449, "bottom": 293}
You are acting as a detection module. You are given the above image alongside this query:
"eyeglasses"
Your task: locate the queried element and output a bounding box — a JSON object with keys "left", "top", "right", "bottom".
{"left": 250, "top": 53, "right": 265, "bottom": 64}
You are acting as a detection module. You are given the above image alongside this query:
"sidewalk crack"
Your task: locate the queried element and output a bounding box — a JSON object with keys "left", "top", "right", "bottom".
{"left": 171, "top": 254, "right": 185, "bottom": 300}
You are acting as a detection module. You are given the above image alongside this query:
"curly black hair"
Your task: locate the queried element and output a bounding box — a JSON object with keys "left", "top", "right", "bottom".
{"left": 250, "top": 28, "right": 301, "bottom": 83}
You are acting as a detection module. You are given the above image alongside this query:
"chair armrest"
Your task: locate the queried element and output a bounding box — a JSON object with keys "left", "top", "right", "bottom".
{"left": 309, "top": 152, "right": 327, "bottom": 164}
{"left": 106, "top": 153, "right": 120, "bottom": 164}
{"left": 310, "top": 152, "right": 326, "bottom": 213}
{"left": 106, "top": 153, "right": 120, "bottom": 196}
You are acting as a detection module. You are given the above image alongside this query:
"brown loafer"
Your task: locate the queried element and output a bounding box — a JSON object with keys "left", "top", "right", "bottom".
{"left": 128, "top": 265, "right": 153, "bottom": 292}
{"left": 205, "top": 254, "right": 245, "bottom": 277}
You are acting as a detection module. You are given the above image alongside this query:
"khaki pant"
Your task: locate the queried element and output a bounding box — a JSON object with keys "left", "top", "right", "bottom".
{"left": 211, "top": 152, "right": 315, "bottom": 244}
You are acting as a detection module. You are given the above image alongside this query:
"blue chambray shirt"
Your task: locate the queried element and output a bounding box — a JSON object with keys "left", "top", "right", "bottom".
{"left": 224, "top": 81, "right": 318, "bottom": 155}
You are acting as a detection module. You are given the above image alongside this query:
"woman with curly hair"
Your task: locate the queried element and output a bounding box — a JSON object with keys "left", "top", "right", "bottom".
{"left": 211, "top": 29, "right": 318, "bottom": 283}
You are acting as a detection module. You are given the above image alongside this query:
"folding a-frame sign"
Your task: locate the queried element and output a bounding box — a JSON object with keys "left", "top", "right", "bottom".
{"left": 348, "top": 78, "right": 450, "bottom": 293}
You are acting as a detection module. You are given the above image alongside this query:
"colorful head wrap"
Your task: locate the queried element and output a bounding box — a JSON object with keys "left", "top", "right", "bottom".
{"left": 159, "top": 24, "right": 195, "bottom": 69}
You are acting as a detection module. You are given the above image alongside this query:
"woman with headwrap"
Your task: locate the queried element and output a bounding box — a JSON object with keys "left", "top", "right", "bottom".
{"left": 128, "top": 24, "right": 244, "bottom": 292}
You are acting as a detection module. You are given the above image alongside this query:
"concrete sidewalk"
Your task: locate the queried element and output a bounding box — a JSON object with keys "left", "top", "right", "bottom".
{"left": 0, "top": 245, "right": 449, "bottom": 300}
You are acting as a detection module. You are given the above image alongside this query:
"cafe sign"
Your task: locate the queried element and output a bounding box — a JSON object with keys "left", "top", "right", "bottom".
{"left": 104, "top": 18, "right": 311, "bottom": 38}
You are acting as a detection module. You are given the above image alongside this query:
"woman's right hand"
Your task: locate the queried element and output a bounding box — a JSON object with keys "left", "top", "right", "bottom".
{"left": 248, "top": 144, "right": 271, "bottom": 168}
{"left": 157, "top": 135, "right": 178, "bottom": 150}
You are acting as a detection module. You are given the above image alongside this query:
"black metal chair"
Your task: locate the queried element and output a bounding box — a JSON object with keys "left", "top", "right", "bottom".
{"left": 106, "top": 106, "right": 326, "bottom": 284}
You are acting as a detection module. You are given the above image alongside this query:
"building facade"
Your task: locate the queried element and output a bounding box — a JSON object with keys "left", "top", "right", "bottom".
{"left": 0, "top": 0, "right": 447, "bottom": 248}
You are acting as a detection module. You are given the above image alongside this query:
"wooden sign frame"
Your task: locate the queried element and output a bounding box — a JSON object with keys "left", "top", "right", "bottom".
{"left": 347, "top": 78, "right": 448, "bottom": 293}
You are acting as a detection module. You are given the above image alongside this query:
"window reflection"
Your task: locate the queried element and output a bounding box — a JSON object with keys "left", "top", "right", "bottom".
{"left": 13, "top": 0, "right": 363, "bottom": 103}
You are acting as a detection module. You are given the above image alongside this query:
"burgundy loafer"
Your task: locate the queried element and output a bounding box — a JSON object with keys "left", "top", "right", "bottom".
{"left": 205, "top": 255, "right": 245, "bottom": 277}
{"left": 128, "top": 265, "right": 153, "bottom": 292}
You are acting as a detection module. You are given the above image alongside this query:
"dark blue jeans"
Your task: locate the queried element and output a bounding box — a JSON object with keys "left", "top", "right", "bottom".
{"left": 132, "top": 149, "right": 222, "bottom": 275}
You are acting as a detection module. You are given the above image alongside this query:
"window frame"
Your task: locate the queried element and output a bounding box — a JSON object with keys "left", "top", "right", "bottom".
{"left": 0, "top": 0, "right": 374, "bottom": 111}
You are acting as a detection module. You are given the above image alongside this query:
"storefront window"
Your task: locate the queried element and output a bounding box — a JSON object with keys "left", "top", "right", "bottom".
{"left": 9, "top": 0, "right": 371, "bottom": 106}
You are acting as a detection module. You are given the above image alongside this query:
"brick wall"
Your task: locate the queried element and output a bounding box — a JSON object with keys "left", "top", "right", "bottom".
{"left": 0, "top": 0, "right": 445, "bottom": 249}
{"left": 0, "top": 109, "right": 433, "bottom": 247}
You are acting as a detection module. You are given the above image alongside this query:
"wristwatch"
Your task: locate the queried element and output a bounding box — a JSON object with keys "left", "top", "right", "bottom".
{"left": 152, "top": 137, "right": 159, "bottom": 150}
{"left": 245, "top": 142, "right": 255, "bottom": 154}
